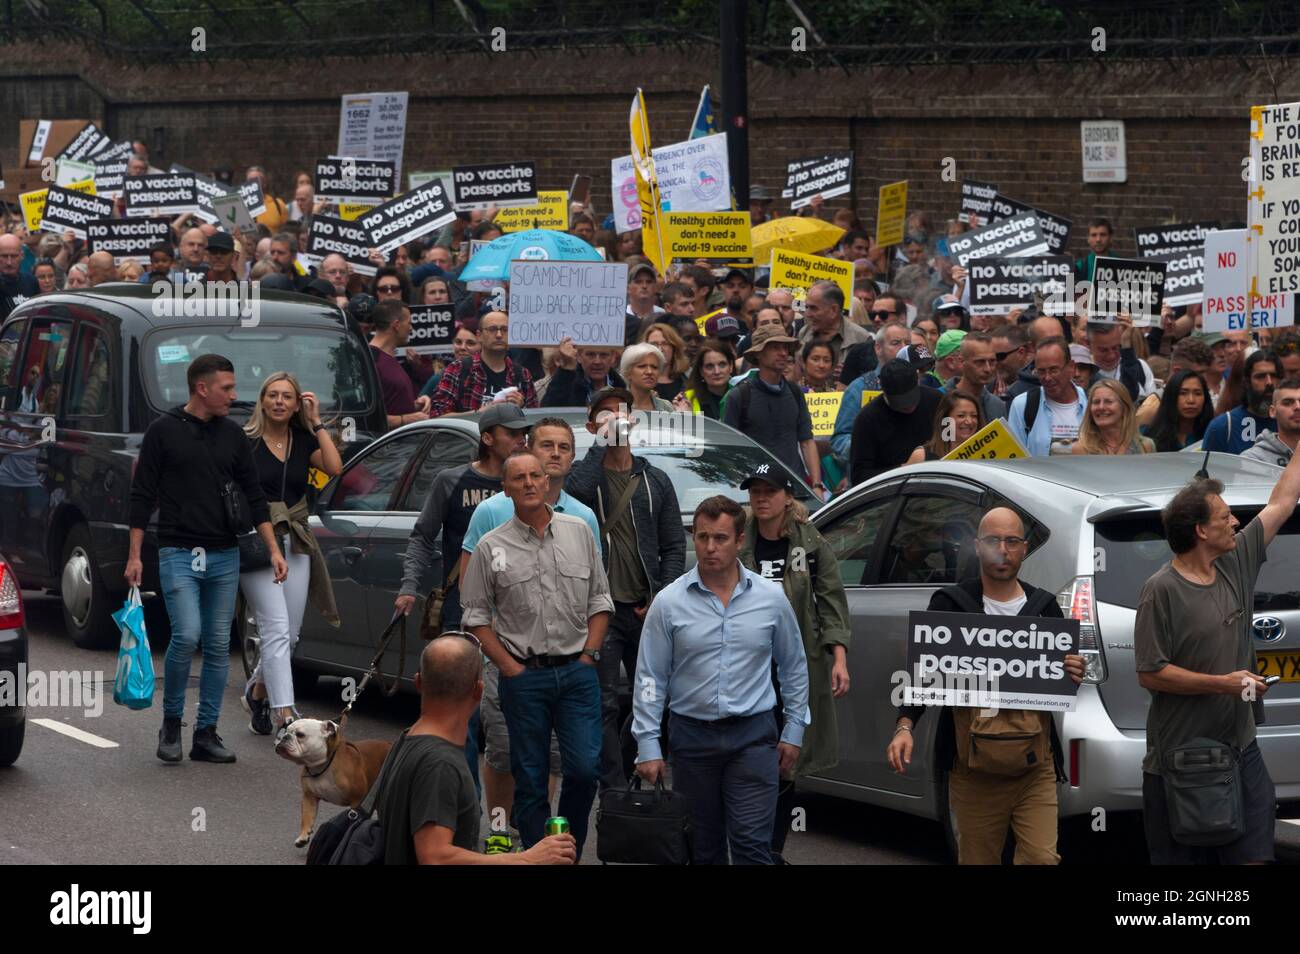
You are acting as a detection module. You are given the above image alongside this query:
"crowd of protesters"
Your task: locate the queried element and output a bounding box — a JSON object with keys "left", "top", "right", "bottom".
{"left": 2, "top": 140, "right": 1288, "bottom": 868}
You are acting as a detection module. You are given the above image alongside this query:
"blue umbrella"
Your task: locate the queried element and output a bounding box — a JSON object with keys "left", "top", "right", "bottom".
{"left": 458, "top": 229, "right": 603, "bottom": 283}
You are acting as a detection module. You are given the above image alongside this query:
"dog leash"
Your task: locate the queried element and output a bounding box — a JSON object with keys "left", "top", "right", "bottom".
{"left": 338, "top": 609, "right": 408, "bottom": 722}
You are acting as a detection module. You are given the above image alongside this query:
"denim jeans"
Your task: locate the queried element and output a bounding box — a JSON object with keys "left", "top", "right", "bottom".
{"left": 668, "top": 710, "right": 779, "bottom": 865}
{"left": 159, "top": 546, "right": 241, "bottom": 729}
{"left": 597, "top": 601, "right": 643, "bottom": 791}
{"left": 497, "top": 660, "right": 602, "bottom": 855}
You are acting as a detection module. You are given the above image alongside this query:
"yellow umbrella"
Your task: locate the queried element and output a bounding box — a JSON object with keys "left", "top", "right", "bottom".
{"left": 751, "top": 216, "right": 846, "bottom": 262}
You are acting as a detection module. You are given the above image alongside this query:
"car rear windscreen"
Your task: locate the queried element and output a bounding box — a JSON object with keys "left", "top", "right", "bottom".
{"left": 1094, "top": 509, "right": 1300, "bottom": 611}
{"left": 144, "top": 326, "right": 374, "bottom": 413}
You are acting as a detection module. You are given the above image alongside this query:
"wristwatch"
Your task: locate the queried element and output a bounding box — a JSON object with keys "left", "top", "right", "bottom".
{"left": 582, "top": 649, "right": 601, "bottom": 662}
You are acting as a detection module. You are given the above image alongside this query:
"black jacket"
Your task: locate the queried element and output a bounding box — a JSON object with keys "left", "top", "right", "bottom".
{"left": 849, "top": 386, "right": 942, "bottom": 485}
{"left": 542, "top": 367, "right": 628, "bottom": 408}
{"left": 899, "top": 577, "right": 1068, "bottom": 782}
{"left": 128, "top": 407, "right": 270, "bottom": 549}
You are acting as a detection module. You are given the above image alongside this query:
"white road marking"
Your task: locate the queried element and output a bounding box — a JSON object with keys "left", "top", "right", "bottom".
{"left": 1283, "top": 818, "right": 1300, "bottom": 827}
{"left": 30, "top": 719, "right": 119, "bottom": 748}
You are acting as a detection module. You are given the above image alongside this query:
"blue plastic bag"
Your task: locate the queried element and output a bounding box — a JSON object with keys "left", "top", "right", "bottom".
{"left": 112, "top": 586, "right": 155, "bottom": 710}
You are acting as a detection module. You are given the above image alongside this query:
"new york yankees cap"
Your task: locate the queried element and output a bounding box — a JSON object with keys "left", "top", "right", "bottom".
{"left": 739, "top": 462, "right": 793, "bottom": 492}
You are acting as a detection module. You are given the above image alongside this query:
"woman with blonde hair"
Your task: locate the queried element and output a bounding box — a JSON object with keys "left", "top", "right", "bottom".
{"left": 238, "top": 372, "right": 344, "bottom": 737}
{"left": 1071, "top": 378, "right": 1154, "bottom": 455}
{"left": 738, "top": 467, "right": 850, "bottom": 864}
{"left": 639, "top": 322, "right": 689, "bottom": 401}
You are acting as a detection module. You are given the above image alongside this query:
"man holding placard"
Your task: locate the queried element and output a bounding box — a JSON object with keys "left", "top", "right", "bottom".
{"left": 886, "top": 506, "right": 1085, "bottom": 865}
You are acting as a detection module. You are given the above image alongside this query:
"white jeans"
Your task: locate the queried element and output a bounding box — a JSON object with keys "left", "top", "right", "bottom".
{"left": 240, "top": 533, "right": 311, "bottom": 710}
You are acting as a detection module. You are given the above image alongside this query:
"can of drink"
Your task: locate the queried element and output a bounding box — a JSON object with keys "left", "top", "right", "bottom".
{"left": 544, "top": 816, "right": 570, "bottom": 836}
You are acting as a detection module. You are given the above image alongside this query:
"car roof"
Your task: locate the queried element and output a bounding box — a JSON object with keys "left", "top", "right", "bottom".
{"left": 391, "top": 406, "right": 778, "bottom": 444}
{"left": 23, "top": 283, "right": 350, "bottom": 330}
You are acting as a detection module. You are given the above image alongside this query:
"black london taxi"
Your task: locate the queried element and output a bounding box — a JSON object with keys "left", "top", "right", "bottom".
{"left": 0, "top": 283, "right": 387, "bottom": 648}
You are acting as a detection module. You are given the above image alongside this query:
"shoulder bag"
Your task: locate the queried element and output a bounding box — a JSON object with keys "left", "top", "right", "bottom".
{"left": 306, "top": 730, "right": 412, "bottom": 865}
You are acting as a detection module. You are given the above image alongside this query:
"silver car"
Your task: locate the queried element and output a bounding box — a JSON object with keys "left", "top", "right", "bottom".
{"left": 241, "top": 408, "right": 818, "bottom": 690}
{"left": 797, "top": 452, "right": 1300, "bottom": 848}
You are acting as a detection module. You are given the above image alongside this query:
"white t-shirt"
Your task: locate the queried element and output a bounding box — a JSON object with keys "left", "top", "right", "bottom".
{"left": 983, "top": 591, "right": 1028, "bottom": 615}
{"left": 1044, "top": 395, "right": 1082, "bottom": 451}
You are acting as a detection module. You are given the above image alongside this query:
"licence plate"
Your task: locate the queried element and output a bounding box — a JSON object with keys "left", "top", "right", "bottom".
{"left": 1257, "top": 650, "right": 1300, "bottom": 682}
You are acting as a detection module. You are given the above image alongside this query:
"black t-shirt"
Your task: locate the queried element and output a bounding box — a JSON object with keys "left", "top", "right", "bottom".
{"left": 428, "top": 463, "right": 503, "bottom": 575}
{"left": 378, "top": 734, "right": 480, "bottom": 865}
{"left": 0, "top": 272, "right": 38, "bottom": 322}
{"left": 754, "top": 534, "right": 790, "bottom": 583}
{"left": 251, "top": 428, "right": 315, "bottom": 507}
{"left": 655, "top": 375, "right": 686, "bottom": 402}
{"left": 482, "top": 365, "right": 511, "bottom": 403}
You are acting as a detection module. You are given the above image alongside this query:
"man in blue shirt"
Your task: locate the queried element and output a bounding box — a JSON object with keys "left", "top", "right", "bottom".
{"left": 633, "top": 495, "right": 810, "bottom": 865}
{"left": 1202, "top": 350, "right": 1278, "bottom": 455}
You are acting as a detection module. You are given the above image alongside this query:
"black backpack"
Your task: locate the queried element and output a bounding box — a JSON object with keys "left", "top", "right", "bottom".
{"left": 736, "top": 376, "right": 801, "bottom": 431}
{"left": 306, "top": 730, "right": 411, "bottom": 865}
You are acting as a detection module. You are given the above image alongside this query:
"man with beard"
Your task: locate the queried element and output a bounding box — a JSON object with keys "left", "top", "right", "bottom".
{"left": 1202, "top": 350, "right": 1279, "bottom": 455}
{"left": 721, "top": 269, "right": 754, "bottom": 321}
{"left": 1243, "top": 377, "right": 1300, "bottom": 467}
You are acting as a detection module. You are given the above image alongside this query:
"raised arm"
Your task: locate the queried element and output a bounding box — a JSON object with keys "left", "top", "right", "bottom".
{"left": 1257, "top": 442, "right": 1300, "bottom": 545}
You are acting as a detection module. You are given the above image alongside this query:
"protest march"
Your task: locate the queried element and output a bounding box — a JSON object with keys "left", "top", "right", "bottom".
{"left": 0, "top": 5, "right": 1296, "bottom": 931}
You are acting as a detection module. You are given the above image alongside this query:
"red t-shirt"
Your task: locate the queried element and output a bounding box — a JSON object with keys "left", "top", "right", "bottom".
{"left": 371, "top": 346, "right": 418, "bottom": 416}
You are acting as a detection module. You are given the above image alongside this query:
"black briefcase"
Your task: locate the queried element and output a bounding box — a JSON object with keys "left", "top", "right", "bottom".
{"left": 596, "top": 777, "right": 693, "bottom": 865}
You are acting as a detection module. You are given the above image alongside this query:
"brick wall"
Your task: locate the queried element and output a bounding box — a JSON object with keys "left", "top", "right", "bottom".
{"left": 0, "top": 41, "right": 1290, "bottom": 258}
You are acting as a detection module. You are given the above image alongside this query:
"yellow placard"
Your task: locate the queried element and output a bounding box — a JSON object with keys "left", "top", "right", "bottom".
{"left": 769, "top": 247, "right": 853, "bottom": 307}
{"left": 20, "top": 178, "right": 98, "bottom": 234}
{"left": 942, "top": 419, "right": 1028, "bottom": 462}
{"left": 494, "top": 191, "right": 569, "bottom": 232}
{"left": 307, "top": 467, "right": 329, "bottom": 490}
{"left": 663, "top": 211, "right": 752, "bottom": 261}
{"left": 875, "top": 179, "right": 908, "bottom": 248}
{"left": 805, "top": 391, "right": 842, "bottom": 437}
{"left": 860, "top": 388, "right": 882, "bottom": 407}
{"left": 337, "top": 201, "right": 376, "bottom": 221}
{"left": 20, "top": 189, "right": 46, "bottom": 233}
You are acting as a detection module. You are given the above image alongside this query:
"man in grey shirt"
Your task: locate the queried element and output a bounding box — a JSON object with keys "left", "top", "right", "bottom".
{"left": 1135, "top": 446, "right": 1300, "bottom": 863}
{"left": 461, "top": 449, "right": 613, "bottom": 857}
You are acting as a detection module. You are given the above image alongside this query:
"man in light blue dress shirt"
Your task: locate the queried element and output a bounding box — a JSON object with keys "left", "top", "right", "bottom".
{"left": 633, "top": 495, "right": 810, "bottom": 864}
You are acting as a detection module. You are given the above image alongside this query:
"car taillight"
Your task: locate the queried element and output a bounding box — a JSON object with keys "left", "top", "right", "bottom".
{"left": 0, "top": 560, "right": 24, "bottom": 630}
{"left": 1057, "top": 575, "right": 1106, "bottom": 684}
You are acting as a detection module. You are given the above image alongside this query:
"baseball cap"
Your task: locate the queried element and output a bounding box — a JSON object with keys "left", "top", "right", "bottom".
{"left": 1069, "top": 343, "right": 1095, "bottom": 366}
{"left": 934, "top": 329, "right": 967, "bottom": 359}
{"left": 304, "top": 277, "right": 335, "bottom": 299}
{"left": 1193, "top": 331, "right": 1228, "bottom": 349}
{"left": 897, "top": 343, "right": 936, "bottom": 370}
{"left": 628, "top": 261, "right": 657, "bottom": 282}
{"left": 588, "top": 386, "right": 636, "bottom": 421}
{"left": 705, "top": 313, "right": 743, "bottom": 339}
{"left": 880, "top": 358, "right": 921, "bottom": 412}
{"left": 206, "top": 231, "right": 235, "bottom": 252}
{"left": 743, "top": 324, "right": 799, "bottom": 357}
{"left": 739, "top": 463, "right": 792, "bottom": 492}
{"left": 723, "top": 268, "right": 753, "bottom": 285}
{"left": 259, "top": 274, "right": 295, "bottom": 292}
{"left": 478, "top": 402, "right": 531, "bottom": 432}
{"left": 750, "top": 185, "right": 774, "bottom": 203}
{"left": 934, "top": 295, "right": 967, "bottom": 316}
{"left": 347, "top": 293, "right": 378, "bottom": 324}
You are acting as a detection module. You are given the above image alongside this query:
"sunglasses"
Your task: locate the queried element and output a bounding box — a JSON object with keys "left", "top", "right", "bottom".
{"left": 994, "top": 347, "right": 1023, "bottom": 361}
{"left": 376, "top": 284, "right": 402, "bottom": 293}
{"left": 870, "top": 310, "right": 896, "bottom": 320}
{"left": 433, "top": 629, "right": 483, "bottom": 648}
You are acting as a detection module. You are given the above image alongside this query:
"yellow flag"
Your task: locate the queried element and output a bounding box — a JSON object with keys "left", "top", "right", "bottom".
{"left": 630, "top": 88, "right": 667, "bottom": 274}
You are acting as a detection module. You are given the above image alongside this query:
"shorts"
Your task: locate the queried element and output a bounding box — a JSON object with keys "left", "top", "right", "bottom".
{"left": 1142, "top": 740, "right": 1276, "bottom": 864}
{"left": 482, "top": 659, "right": 562, "bottom": 776}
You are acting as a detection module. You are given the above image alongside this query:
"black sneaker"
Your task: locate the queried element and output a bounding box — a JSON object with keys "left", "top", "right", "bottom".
{"left": 190, "top": 726, "right": 237, "bottom": 763}
{"left": 157, "top": 717, "right": 183, "bottom": 763}
{"left": 241, "top": 683, "right": 272, "bottom": 736}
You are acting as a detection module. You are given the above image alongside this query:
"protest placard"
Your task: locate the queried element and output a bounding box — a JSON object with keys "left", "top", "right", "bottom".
{"left": 988, "top": 193, "right": 1072, "bottom": 256}
{"left": 876, "top": 180, "right": 908, "bottom": 247}
{"left": 805, "top": 392, "right": 841, "bottom": 437}
{"left": 1081, "top": 120, "right": 1126, "bottom": 183}
{"left": 452, "top": 161, "right": 537, "bottom": 210}
{"left": 212, "top": 193, "right": 257, "bottom": 237}
{"left": 781, "top": 157, "right": 819, "bottom": 198}
{"left": 959, "top": 179, "right": 997, "bottom": 227}
{"left": 610, "top": 155, "right": 641, "bottom": 233}
{"left": 942, "top": 419, "right": 1028, "bottom": 460}
{"left": 338, "top": 91, "right": 408, "bottom": 178}
{"left": 314, "top": 157, "right": 397, "bottom": 204}
{"left": 27, "top": 120, "right": 52, "bottom": 163}
{"left": 860, "top": 388, "right": 882, "bottom": 408}
{"left": 86, "top": 217, "right": 173, "bottom": 264}
{"left": 190, "top": 172, "right": 229, "bottom": 224}
{"left": 787, "top": 151, "right": 853, "bottom": 209}
{"left": 38, "top": 185, "right": 114, "bottom": 239}
{"left": 124, "top": 173, "right": 199, "bottom": 217}
{"left": 19, "top": 189, "right": 46, "bottom": 234}
{"left": 507, "top": 260, "right": 629, "bottom": 346}
{"left": 405, "top": 304, "right": 457, "bottom": 355}
{"left": 1088, "top": 256, "right": 1167, "bottom": 324}
{"left": 55, "top": 122, "right": 110, "bottom": 164}
{"left": 611, "top": 132, "right": 731, "bottom": 231}
{"left": 55, "top": 159, "right": 96, "bottom": 189}
{"left": 238, "top": 179, "right": 267, "bottom": 217}
{"left": 968, "top": 256, "right": 1073, "bottom": 316}
{"left": 1249, "top": 102, "right": 1300, "bottom": 296}
{"left": 769, "top": 248, "right": 854, "bottom": 306}
{"left": 302, "top": 215, "right": 379, "bottom": 277}
{"left": 359, "top": 179, "right": 456, "bottom": 254}
{"left": 947, "top": 213, "right": 1050, "bottom": 267}
{"left": 1148, "top": 249, "right": 1204, "bottom": 308}
{"left": 1134, "top": 222, "right": 1219, "bottom": 258}
{"left": 903, "top": 610, "right": 1080, "bottom": 711}
{"left": 493, "top": 191, "right": 569, "bottom": 232}
{"left": 337, "top": 202, "right": 377, "bottom": 221}
{"left": 1203, "top": 228, "right": 1295, "bottom": 332}
{"left": 92, "top": 148, "right": 131, "bottom": 198}
{"left": 663, "top": 212, "right": 752, "bottom": 262}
